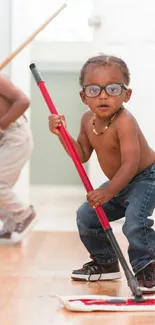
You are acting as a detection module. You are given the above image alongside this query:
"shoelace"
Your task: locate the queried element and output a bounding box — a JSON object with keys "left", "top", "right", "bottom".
{"left": 83, "top": 261, "right": 96, "bottom": 268}
{"left": 82, "top": 261, "right": 102, "bottom": 282}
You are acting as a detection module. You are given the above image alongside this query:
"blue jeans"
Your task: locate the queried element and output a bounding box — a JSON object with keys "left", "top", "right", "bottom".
{"left": 76, "top": 162, "right": 155, "bottom": 274}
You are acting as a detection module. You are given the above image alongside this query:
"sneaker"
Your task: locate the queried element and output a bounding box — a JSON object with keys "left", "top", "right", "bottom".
{"left": 135, "top": 262, "right": 155, "bottom": 293}
{"left": 11, "top": 206, "right": 36, "bottom": 243}
{"left": 71, "top": 260, "right": 121, "bottom": 281}
{"left": 0, "top": 229, "right": 12, "bottom": 244}
{"left": 0, "top": 209, "right": 15, "bottom": 232}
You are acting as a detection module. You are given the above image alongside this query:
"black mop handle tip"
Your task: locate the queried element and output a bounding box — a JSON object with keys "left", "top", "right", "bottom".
{"left": 29, "top": 63, "right": 44, "bottom": 84}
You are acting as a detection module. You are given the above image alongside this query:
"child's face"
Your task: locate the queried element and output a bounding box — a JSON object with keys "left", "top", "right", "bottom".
{"left": 80, "top": 64, "right": 132, "bottom": 118}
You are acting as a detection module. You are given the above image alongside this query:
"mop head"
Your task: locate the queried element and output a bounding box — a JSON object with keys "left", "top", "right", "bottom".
{"left": 56, "top": 294, "right": 155, "bottom": 312}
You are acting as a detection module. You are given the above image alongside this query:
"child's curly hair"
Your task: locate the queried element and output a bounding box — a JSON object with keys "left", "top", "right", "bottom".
{"left": 79, "top": 54, "right": 130, "bottom": 86}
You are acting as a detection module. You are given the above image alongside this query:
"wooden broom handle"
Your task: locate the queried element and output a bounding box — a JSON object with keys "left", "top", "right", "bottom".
{"left": 0, "top": 3, "right": 67, "bottom": 71}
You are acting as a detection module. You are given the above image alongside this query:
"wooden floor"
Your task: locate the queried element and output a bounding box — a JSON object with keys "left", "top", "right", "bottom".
{"left": 0, "top": 231, "right": 154, "bottom": 324}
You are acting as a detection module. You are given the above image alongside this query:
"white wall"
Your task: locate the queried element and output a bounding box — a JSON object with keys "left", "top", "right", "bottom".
{"left": 31, "top": 41, "right": 92, "bottom": 71}
{"left": 0, "top": 0, "right": 11, "bottom": 76}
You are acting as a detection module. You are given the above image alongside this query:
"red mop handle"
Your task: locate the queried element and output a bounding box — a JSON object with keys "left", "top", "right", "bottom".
{"left": 29, "top": 63, "right": 111, "bottom": 230}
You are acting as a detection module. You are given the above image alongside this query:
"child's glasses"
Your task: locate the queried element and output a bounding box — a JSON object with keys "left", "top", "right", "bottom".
{"left": 82, "top": 83, "right": 127, "bottom": 98}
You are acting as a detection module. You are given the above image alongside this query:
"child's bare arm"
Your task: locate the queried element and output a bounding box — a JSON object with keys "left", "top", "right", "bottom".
{"left": 76, "top": 118, "right": 93, "bottom": 163}
{"left": 0, "top": 75, "right": 30, "bottom": 129}
{"left": 106, "top": 113, "right": 140, "bottom": 195}
{"left": 49, "top": 113, "right": 93, "bottom": 163}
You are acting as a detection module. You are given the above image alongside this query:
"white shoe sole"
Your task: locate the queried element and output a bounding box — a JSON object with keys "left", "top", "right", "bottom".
{"left": 0, "top": 236, "right": 13, "bottom": 245}
{"left": 71, "top": 271, "right": 121, "bottom": 281}
{"left": 11, "top": 216, "right": 37, "bottom": 243}
{"left": 139, "top": 285, "right": 155, "bottom": 294}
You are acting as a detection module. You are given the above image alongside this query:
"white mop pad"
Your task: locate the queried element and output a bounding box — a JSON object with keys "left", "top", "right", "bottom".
{"left": 55, "top": 294, "right": 155, "bottom": 312}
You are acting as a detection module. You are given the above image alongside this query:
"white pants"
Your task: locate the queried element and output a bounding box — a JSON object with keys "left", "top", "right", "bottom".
{"left": 0, "top": 116, "right": 33, "bottom": 222}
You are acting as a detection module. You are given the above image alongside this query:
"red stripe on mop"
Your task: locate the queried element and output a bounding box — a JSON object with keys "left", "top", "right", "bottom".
{"left": 69, "top": 298, "right": 155, "bottom": 306}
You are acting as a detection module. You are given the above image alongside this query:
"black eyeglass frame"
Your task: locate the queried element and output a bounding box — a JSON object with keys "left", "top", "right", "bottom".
{"left": 82, "top": 82, "right": 128, "bottom": 98}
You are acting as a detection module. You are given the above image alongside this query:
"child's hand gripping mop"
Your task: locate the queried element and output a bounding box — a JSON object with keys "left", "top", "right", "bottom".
{"left": 30, "top": 63, "right": 155, "bottom": 312}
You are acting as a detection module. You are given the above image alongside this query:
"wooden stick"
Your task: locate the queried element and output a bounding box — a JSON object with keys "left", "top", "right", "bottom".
{"left": 0, "top": 2, "right": 67, "bottom": 71}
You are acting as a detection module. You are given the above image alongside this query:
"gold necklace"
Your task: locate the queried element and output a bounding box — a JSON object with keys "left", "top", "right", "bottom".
{"left": 92, "top": 112, "right": 117, "bottom": 136}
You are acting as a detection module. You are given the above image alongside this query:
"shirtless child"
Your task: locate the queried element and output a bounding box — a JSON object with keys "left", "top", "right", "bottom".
{"left": 0, "top": 75, "right": 36, "bottom": 243}
{"left": 48, "top": 54, "right": 155, "bottom": 292}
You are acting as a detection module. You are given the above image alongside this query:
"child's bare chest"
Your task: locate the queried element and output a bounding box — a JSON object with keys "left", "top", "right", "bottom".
{"left": 88, "top": 125, "right": 119, "bottom": 155}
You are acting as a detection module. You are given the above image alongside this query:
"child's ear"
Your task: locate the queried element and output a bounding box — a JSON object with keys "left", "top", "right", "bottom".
{"left": 80, "top": 91, "right": 88, "bottom": 105}
{"left": 124, "top": 88, "right": 132, "bottom": 103}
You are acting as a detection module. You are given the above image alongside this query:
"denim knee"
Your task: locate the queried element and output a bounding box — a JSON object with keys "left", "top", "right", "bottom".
{"left": 76, "top": 201, "right": 99, "bottom": 233}
{"left": 76, "top": 201, "right": 90, "bottom": 229}
{"left": 122, "top": 210, "right": 154, "bottom": 239}
{"left": 122, "top": 217, "right": 137, "bottom": 238}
